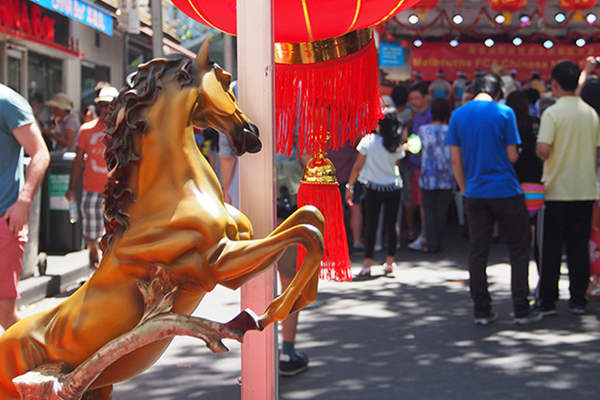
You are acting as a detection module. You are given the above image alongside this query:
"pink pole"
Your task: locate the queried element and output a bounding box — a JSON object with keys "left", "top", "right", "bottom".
{"left": 237, "top": 0, "right": 278, "bottom": 399}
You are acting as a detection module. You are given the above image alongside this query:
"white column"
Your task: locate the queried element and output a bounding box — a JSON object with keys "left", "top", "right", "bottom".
{"left": 150, "top": 0, "right": 163, "bottom": 57}
{"left": 63, "top": 57, "right": 81, "bottom": 114}
{"left": 236, "top": 0, "right": 277, "bottom": 399}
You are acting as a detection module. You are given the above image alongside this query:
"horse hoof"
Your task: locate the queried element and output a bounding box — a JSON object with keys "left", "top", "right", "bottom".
{"left": 225, "top": 309, "right": 261, "bottom": 336}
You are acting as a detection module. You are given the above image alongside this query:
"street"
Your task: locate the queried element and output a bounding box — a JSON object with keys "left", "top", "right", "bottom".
{"left": 18, "top": 226, "right": 600, "bottom": 400}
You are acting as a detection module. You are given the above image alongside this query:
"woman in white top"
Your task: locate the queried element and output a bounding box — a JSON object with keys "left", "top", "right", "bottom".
{"left": 345, "top": 109, "right": 405, "bottom": 276}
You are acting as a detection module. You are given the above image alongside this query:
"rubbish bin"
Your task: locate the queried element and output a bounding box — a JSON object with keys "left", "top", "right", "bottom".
{"left": 39, "top": 152, "right": 84, "bottom": 255}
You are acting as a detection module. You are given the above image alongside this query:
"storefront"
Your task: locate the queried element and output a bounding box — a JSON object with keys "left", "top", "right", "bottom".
{"left": 0, "top": 0, "right": 122, "bottom": 116}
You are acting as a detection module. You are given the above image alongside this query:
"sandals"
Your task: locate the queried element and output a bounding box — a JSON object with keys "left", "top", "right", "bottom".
{"left": 383, "top": 262, "right": 396, "bottom": 274}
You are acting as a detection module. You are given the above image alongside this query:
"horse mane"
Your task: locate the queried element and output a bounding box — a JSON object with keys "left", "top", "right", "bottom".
{"left": 102, "top": 54, "right": 198, "bottom": 250}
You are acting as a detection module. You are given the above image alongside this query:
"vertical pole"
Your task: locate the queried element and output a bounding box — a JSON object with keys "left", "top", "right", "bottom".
{"left": 150, "top": 0, "right": 163, "bottom": 58}
{"left": 224, "top": 34, "right": 234, "bottom": 75}
{"left": 237, "top": 1, "right": 277, "bottom": 400}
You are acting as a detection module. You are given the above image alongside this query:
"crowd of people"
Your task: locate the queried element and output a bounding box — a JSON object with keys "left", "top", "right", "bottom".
{"left": 340, "top": 57, "right": 600, "bottom": 326}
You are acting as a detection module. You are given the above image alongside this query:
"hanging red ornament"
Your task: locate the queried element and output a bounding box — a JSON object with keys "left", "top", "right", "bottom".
{"left": 488, "top": 0, "right": 527, "bottom": 24}
{"left": 170, "top": 0, "right": 422, "bottom": 281}
{"left": 559, "top": 0, "right": 597, "bottom": 22}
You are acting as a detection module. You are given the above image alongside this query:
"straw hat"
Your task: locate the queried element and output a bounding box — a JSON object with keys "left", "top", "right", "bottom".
{"left": 95, "top": 86, "right": 119, "bottom": 103}
{"left": 45, "top": 93, "right": 73, "bottom": 111}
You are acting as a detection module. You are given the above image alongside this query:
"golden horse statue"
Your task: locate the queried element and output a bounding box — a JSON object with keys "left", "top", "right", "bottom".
{"left": 0, "top": 42, "right": 324, "bottom": 399}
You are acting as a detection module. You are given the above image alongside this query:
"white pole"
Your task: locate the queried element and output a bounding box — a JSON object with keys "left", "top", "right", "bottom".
{"left": 150, "top": 0, "right": 163, "bottom": 57}
{"left": 236, "top": 0, "right": 277, "bottom": 399}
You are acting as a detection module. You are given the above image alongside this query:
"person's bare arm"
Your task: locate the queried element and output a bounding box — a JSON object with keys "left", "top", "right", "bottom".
{"left": 576, "top": 56, "right": 596, "bottom": 96}
{"left": 536, "top": 142, "right": 552, "bottom": 160}
{"left": 345, "top": 154, "right": 366, "bottom": 206}
{"left": 50, "top": 127, "right": 76, "bottom": 149}
{"left": 506, "top": 144, "right": 519, "bottom": 163}
{"left": 220, "top": 156, "right": 237, "bottom": 204}
{"left": 65, "top": 147, "right": 85, "bottom": 201}
{"left": 450, "top": 146, "right": 466, "bottom": 195}
{"left": 4, "top": 123, "right": 50, "bottom": 234}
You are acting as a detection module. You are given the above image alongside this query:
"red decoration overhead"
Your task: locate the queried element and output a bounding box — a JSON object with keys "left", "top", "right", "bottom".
{"left": 488, "top": 0, "right": 527, "bottom": 24}
{"left": 171, "top": 0, "right": 423, "bottom": 43}
{"left": 559, "top": 0, "right": 597, "bottom": 21}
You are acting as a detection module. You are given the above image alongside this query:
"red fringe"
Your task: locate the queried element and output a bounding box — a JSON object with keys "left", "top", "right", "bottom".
{"left": 296, "top": 182, "right": 352, "bottom": 282}
{"left": 275, "top": 39, "right": 382, "bottom": 157}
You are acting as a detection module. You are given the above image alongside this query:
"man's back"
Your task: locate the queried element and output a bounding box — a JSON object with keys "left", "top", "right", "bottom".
{"left": 538, "top": 96, "right": 600, "bottom": 201}
{"left": 446, "top": 100, "right": 521, "bottom": 198}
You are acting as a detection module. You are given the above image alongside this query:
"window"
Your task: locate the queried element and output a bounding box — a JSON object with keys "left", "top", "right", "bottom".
{"left": 28, "top": 51, "right": 63, "bottom": 102}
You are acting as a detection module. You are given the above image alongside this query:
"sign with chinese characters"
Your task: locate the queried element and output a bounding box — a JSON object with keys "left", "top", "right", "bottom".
{"left": 0, "top": 0, "right": 56, "bottom": 41}
{"left": 411, "top": 42, "right": 600, "bottom": 83}
{"left": 30, "top": 0, "right": 113, "bottom": 36}
{"left": 379, "top": 42, "right": 404, "bottom": 67}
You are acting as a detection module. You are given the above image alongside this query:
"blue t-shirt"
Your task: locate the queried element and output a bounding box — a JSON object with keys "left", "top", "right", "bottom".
{"left": 445, "top": 100, "right": 522, "bottom": 199}
{"left": 0, "top": 84, "right": 36, "bottom": 215}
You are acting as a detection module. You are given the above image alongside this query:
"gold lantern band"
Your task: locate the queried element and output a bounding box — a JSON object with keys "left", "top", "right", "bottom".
{"left": 274, "top": 28, "right": 373, "bottom": 64}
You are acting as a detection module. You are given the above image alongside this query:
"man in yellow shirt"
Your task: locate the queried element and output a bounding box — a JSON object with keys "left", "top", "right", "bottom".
{"left": 536, "top": 60, "right": 600, "bottom": 316}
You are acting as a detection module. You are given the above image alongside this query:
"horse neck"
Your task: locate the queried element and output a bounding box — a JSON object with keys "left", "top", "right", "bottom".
{"left": 133, "top": 88, "right": 224, "bottom": 208}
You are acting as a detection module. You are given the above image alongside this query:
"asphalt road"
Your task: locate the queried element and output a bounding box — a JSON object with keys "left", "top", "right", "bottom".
{"left": 18, "top": 225, "right": 600, "bottom": 400}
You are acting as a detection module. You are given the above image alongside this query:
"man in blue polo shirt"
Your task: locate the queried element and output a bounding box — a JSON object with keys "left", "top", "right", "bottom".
{"left": 446, "top": 73, "right": 540, "bottom": 326}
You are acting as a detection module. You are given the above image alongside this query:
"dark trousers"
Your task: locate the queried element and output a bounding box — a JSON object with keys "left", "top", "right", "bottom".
{"left": 465, "top": 195, "right": 531, "bottom": 318}
{"left": 421, "top": 189, "right": 452, "bottom": 252}
{"left": 363, "top": 188, "right": 402, "bottom": 258}
{"left": 539, "top": 201, "right": 593, "bottom": 309}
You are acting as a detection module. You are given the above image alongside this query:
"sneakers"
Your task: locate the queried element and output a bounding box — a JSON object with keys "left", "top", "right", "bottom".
{"left": 474, "top": 311, "right": 498, "bottom": 326}
{"left": 408, "top": 236, "right": 428, "bottom": 252}
{"left": 279, "top": 352, "right": 309, "bottom": 377}
{"left": 383, "top": 262, "right": 396, "bottom": 274}
{"left": 514, "top": 312, "right": 543, "bottom": 325}
{"left": 568, "top": 305, "right": 586, "bottom": 315}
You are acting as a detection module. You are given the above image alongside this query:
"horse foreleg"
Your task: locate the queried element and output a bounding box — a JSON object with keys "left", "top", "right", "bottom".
{"left": 212, "top": 225, "right": 324, "bottom": 329}
{"left": 217, "top": 206, "right": 325, "bottom": 289}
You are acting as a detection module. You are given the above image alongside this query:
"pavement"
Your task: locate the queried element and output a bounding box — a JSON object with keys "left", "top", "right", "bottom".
{"left": 16, "top": 249, "right": 91, "bottom": 308}
{"left": 14, "top": 224, "right": 600, "bottom": 400}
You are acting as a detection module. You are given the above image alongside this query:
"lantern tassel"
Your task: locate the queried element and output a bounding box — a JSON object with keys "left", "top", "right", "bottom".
{"left": 275, "top": 39, "right": 381, "bottom": 157}
{"left": 296, "top": 151, "right": 352, "bottom": 282}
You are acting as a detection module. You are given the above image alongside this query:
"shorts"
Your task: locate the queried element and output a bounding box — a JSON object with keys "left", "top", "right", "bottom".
{"left": 277, "top": 244, "right": 297, "bottom": 278}
{"left": 81, "top": 190, "right": 106, "bottom": 240}
{"left": 410, "top": 169, "right": 422, "bottom": 206}
{"left": 0, "top": 216, "right": 27, "bottom": 300}
{"left": 339, "top": 181, "right": 365, "bottom": 206}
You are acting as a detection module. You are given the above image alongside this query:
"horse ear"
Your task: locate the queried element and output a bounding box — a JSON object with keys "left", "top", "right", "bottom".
{"left": 195, "top": 38, "right": 210, "bottom": 70}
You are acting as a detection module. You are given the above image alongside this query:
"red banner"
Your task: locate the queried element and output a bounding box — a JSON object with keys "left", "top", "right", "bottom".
{"left": 411, "top": 42, "right": 600, "bottom": 83}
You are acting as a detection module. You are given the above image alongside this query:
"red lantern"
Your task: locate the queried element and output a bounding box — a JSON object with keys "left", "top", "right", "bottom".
{"left": 172, "top": 0, "right": 423, "bottom": 43}
{"left": 171, "top": 0, "right": 421, "bottom": 281}
{"left": 488, "top": 0, "right": 527, "bottom": 24}
{"left": 559, "top": 0, "right": 598, "bottom": 21}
